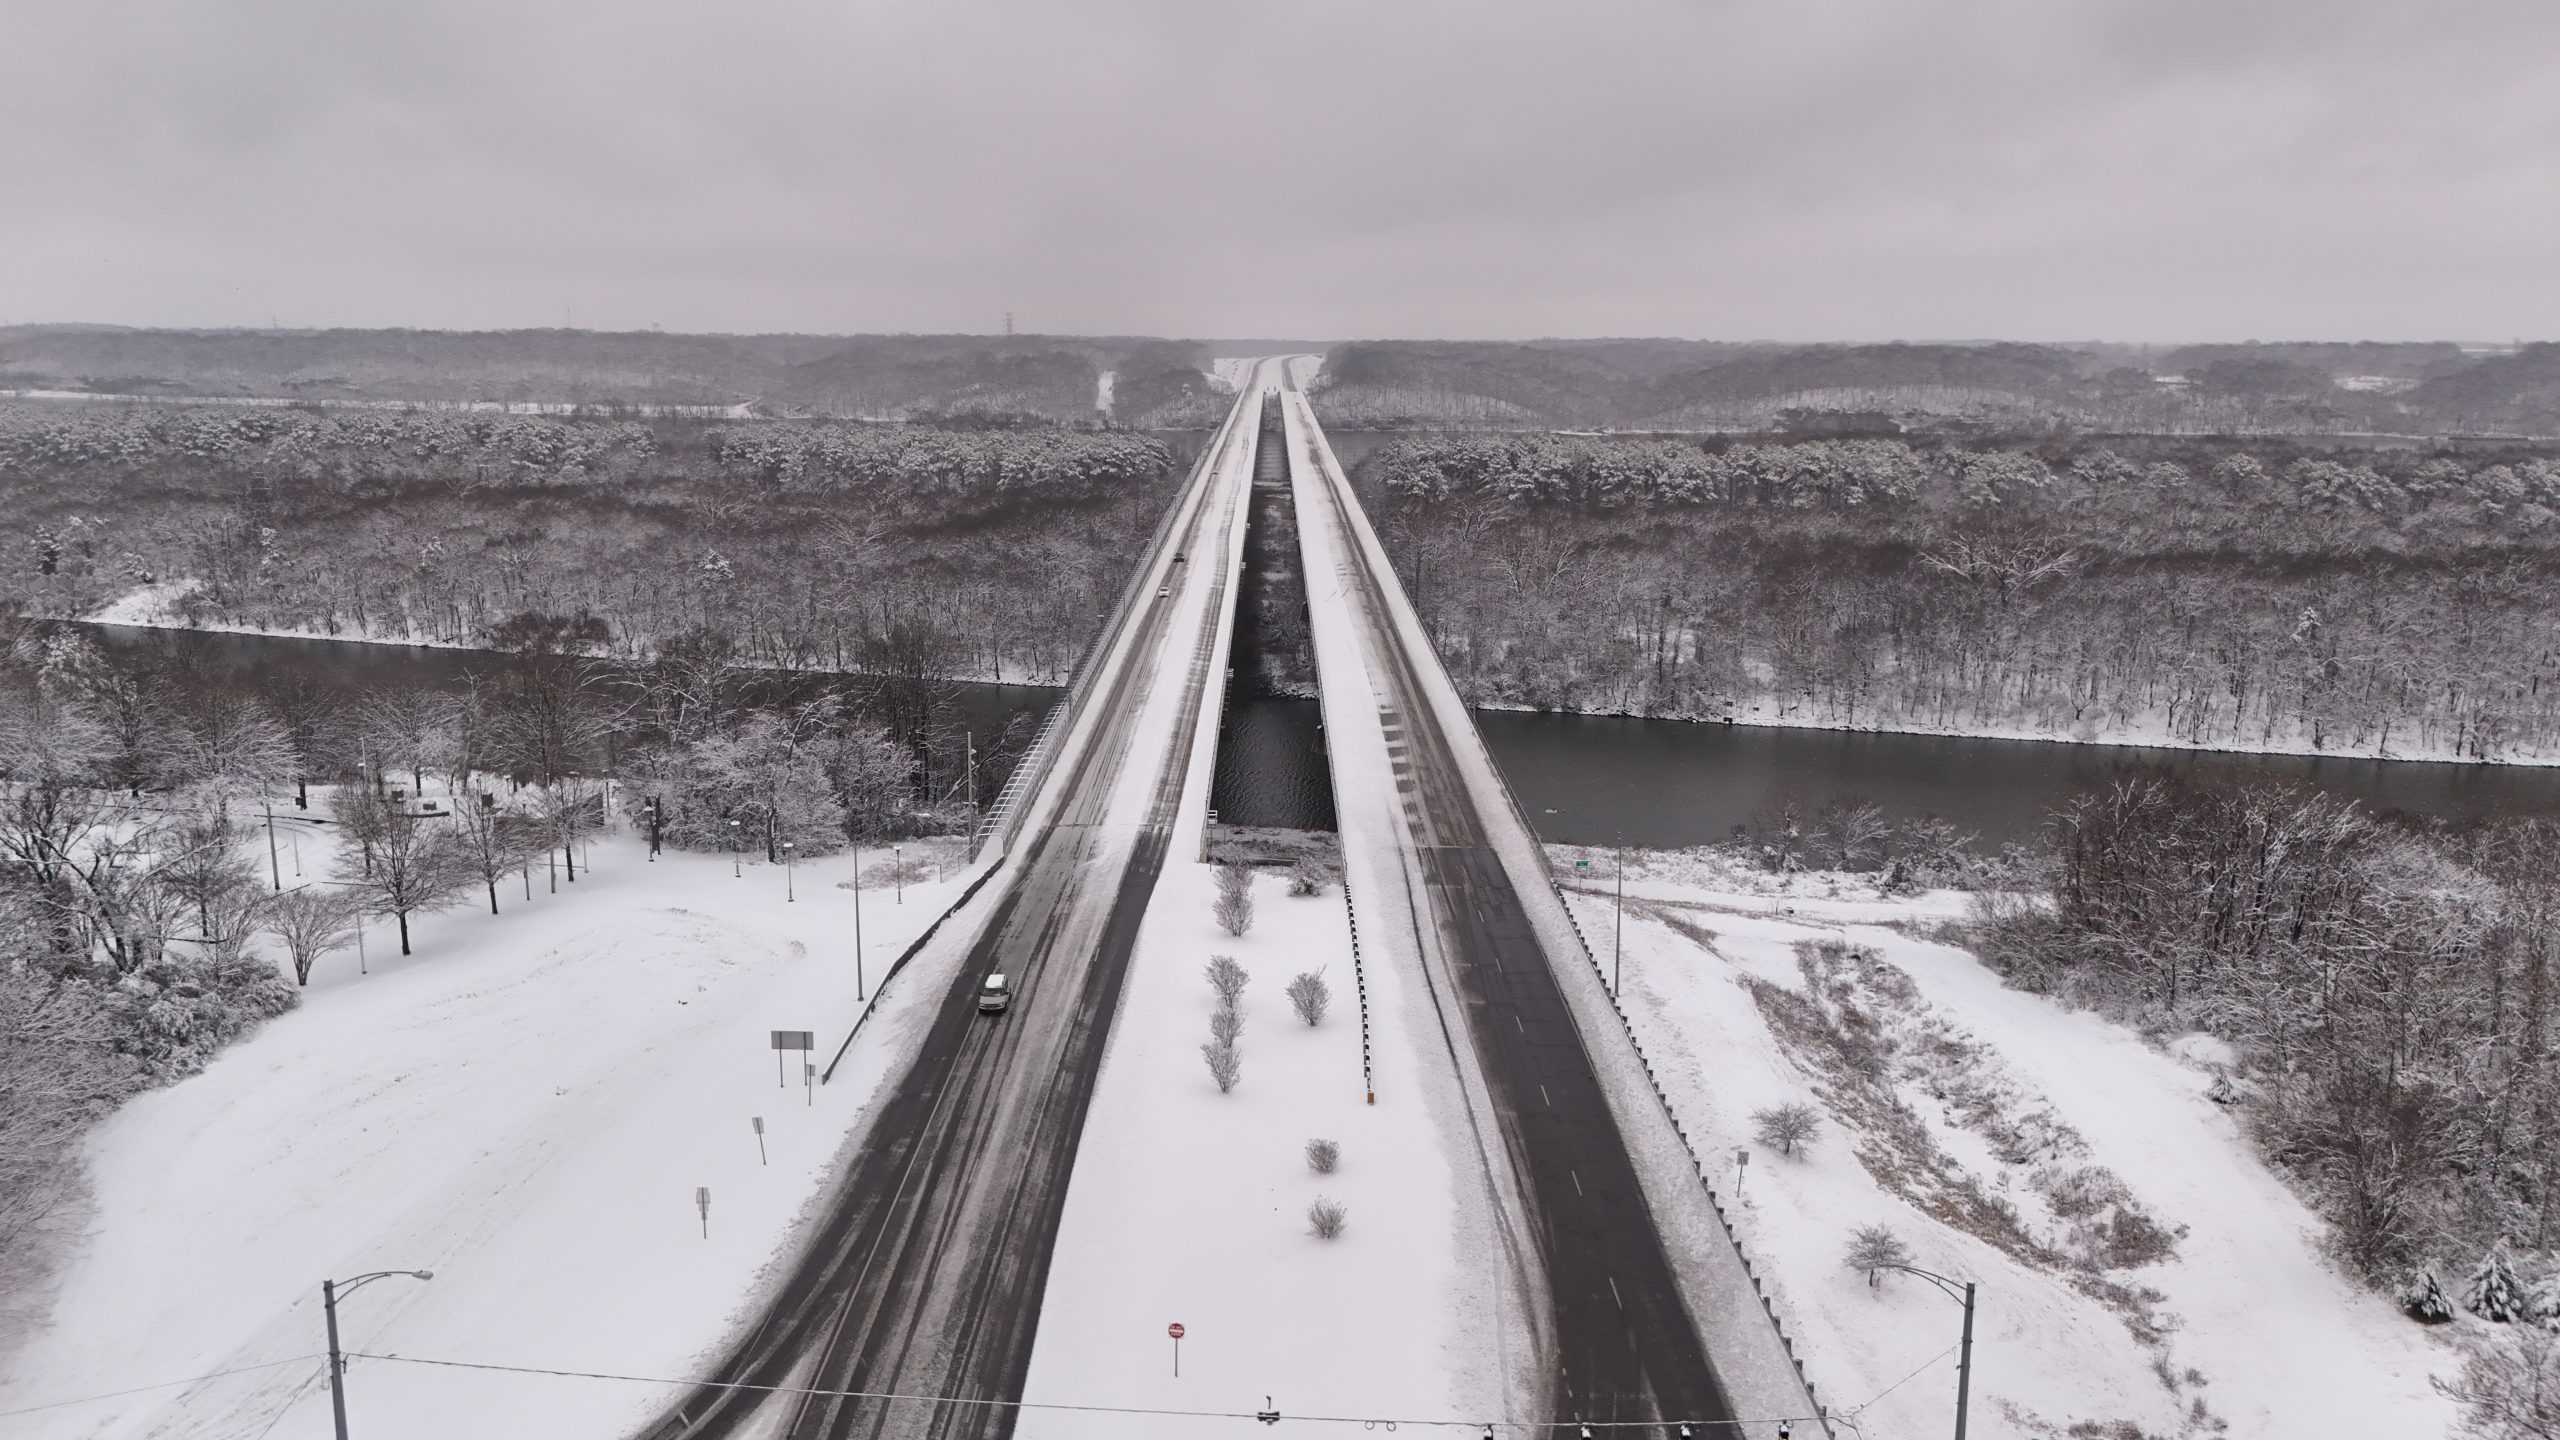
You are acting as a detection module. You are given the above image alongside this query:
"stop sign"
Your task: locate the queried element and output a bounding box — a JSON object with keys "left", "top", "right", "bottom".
{"left": 1167, "top": 1322, "right": 1185, "bottom": 1340}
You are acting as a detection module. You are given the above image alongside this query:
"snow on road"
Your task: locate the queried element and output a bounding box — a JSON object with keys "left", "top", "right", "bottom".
{"left": 1555, "top": 848, "right": 2458, "bottom": 1439}
{"left": 1, "top": 830, "right": 978, "bottom": 1439}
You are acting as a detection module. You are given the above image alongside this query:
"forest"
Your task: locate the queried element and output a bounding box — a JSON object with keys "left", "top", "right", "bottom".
{"left": 1352, "top": 431, "right": 2560, "bottom": 761}
{"left": 1974, "top": 770, "right": 2560, "bottom": 1331}
{"left": 3, "top": 403, "right": 1188, "bottom": 684}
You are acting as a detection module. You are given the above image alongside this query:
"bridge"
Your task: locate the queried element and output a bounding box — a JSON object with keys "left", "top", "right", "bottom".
{"left": 641, "top": 361, "right": 1821, "bottom": 1438}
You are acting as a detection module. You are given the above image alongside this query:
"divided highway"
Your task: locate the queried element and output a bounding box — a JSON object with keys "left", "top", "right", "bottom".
{"left": 639, "top": 364, "right": 1275, "bottom": 1440}
{"left": 1280, "top": 378, "right": 1742, "bottom": 1431}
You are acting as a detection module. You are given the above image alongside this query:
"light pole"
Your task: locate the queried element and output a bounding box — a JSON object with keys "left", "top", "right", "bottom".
{"left": 782, "top": 841, "right": 795, "bottom": 902}
{"left": 852, "top": 842, "right": 865, "bottom": 1000}
{"left": 265, "top": 800, "right": 283, "bottom": 891}
{"left": 894, "top": 845, "right": 903, "bottom": 904}
{"left": 644, "top": 797, "right": 662, "bottom": 861}
{"left": 1613, "top": 834, "right": 1625, "bottom": 997}
{"left": 730, "top": 818, "right": 742, "bottom": 877}
{"left": 1878, "top": 1263, "right": 1977, "bottom": 1440}
{"left": 322, "top": 1268, "right": 433, "bottom": 1439}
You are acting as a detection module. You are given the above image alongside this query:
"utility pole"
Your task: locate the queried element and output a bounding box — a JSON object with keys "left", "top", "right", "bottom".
{"left": 853, "top": 844, "right": 865, "bottom": 1000}
{"left": 266, "top": 801, "right": 283, "bottom": 891}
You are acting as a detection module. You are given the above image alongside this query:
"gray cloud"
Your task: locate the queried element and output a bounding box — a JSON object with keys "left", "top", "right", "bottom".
{"left": 3, "top": 0, "right": 2553, "bottom": 340}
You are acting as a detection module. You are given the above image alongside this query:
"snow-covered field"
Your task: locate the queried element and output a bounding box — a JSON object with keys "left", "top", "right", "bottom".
{"left": 1550, "top": 846, "right": 2459, "bottom": 1439}
{"left": 0, "top": 822, "right": 981, "bottom": 1439}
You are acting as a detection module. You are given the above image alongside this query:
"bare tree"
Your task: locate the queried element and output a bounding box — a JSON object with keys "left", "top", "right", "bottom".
{"left": 452, "top": 793, "right": 537, "bottom": 914}
{"left": 2436, "top": 1329, "right": 2560, "bottom": 1440}
{"left": 338, "top": 809, "right": 465, "bottom": 956}
{"left": 1201, "top": 1038, "right": 1241, "bottom": 1094}
{"left": 1752, "top": 1101, "right": 1822, "bottom": 1157}
{"left": 1307, "top": 1197, "right": 1347, "bottom": 1240}
{"left": 269, "top": 886, "right": 360, "bottom": 985}
{"left": 1305, "top": 1138, "right": 1339, "bottom": 1174}
{"left": 1286, "top": 970, "right": 1330, "bottom": 1027}
{"left": 1843, "top": 1225, "right": 1912, "bottom": 1288}
{"left": 1212, "top": 862, "right": 1255, "bottom": 936}
{"left": 1204, "top": 955, "right": 1248, "bottom": 1005}
{"left": 1287, "top": 856, "right": 1329, "bottom": 897}
{"left": 1209, "top": 1006, "right": 1244, "bottom": 1046}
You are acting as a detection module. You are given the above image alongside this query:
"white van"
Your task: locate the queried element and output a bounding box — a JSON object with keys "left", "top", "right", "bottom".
{"left": 977, "top": 974, "right": 1012, "bottom": 1014}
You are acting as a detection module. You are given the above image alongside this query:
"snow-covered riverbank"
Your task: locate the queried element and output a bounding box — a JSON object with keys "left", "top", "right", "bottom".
{"left": 1542, "top": 843, "right": 2460, "bottom": 1439}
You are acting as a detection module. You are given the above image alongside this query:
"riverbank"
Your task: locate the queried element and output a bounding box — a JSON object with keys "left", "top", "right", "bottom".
{"left": 1466, "top": 691, "right": 2560, "bottom": 769}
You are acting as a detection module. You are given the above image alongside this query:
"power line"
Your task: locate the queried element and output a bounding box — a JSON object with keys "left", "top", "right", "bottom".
{"left": 348, "top": 1351, "right": 1824, "bottom": 1432}
{"left": 0, "top": 1354, "right": 323, "bottom": 1419}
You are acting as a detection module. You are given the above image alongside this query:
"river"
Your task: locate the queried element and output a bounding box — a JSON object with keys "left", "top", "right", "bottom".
{"left": 63, "top": 624, "right": 2560, "bottom": 849}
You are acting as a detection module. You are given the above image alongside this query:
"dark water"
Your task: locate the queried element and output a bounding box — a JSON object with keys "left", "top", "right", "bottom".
{"left": 63, "top": 624, "right": 2560, "bottom": 848}
{"left": 1201, "top": 695, "right": 2560, "bottom": 847}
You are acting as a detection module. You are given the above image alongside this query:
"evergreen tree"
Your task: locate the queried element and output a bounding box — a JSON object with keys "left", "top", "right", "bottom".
{"left": 2469, "top": 1245, "right": 2530, "bottom": 1323}
{"left": 2398, "top": 1269, "right": 2454, "bottom": 1325}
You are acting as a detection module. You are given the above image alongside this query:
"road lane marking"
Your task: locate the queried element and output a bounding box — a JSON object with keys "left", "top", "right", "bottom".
{"left": 1541, "top": 1084, "right": 1551, "bottom": 1107}
{"left": 1610, "top": 1276, "right": 1624, "bottom": 1310}
{"left": 1571, "top": 1169, "right": 1583, "bottom": 1196}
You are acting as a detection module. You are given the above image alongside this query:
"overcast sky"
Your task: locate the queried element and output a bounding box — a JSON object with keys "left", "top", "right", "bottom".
{"left": 4, "top": 0, "right": 2553, "bottom": 342}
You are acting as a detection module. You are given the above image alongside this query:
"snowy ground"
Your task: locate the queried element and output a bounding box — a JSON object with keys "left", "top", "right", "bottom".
{"left": 0, "top": 816, "right": 982, "bottom": 1439}
{"left": 1549, "top": 845, "right": 2460, "bottom": 1440}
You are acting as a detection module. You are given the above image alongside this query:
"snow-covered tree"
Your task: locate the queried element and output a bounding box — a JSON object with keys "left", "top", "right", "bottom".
{"left": 1204, "top": 955, "right": 1248, "bottom": 1005}
{"left": 2470, "top": 1244, "right": 2531, "bottom": 1323}
{"left": 1212, "top": 862, "right": 1254, "bottom": 936}
{"left": 336, "top": 803, "right": 466, "bottom": 956}
{"left": 1844, "top": 1225, "right": 1912, "bottom": 1288}
{"left": 1307, "top": 1197, "right": 1347, "bottom": 1240}
{"left": 1286, "top": 971, "right": 1330, "bottom": 1027}
{"left": 1305, "top": 1138, "right": 1339, "bottom": 1174}
{"left": 269, "top": 885, "right": 360, "bottom": 985}
{"left": 2437, "top": 1329, "right": 2560, "bottom": 1439}
{"left": 1201, "top": 1038, "right": 1241, "bottom": 1094}
{"left": 2397, "top": 1269, "right": 2455, "bottom": 1324}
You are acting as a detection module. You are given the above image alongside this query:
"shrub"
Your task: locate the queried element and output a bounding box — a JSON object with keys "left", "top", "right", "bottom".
{"left": 1286, "top": 971, "right": 1330, "bottom": 1027}
{"left": 1287, "top": 857, "right": 1329, "bottom": 897}
{"left": 1209, "top": 1005, "right": 1244, "bottom": 1046}
{"left": 1305, "top": 1138, "right": 1339, "bottom": 1174}
{"left": 1308, "top": 1196, "right": 1347, "bottom": 1240}
{"left": 1205, "top": 955, "right": 1248, "bottom": 1004}
{"left": 1201, "top": 1038, "right": 1241, "bottom": 1094}
{"left": 1213, "top": 863, "right": 1255, "bottom": 936}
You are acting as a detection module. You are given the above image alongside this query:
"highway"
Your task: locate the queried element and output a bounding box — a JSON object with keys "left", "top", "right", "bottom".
{"left": 637, "top": 362, "right": 1276, "bottom": 1440}
{"left": 1279, "top": 377, "right": 1742, "bottom": 1431}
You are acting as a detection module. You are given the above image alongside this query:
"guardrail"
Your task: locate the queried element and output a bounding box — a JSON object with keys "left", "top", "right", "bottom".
{"left": 818, "top": 858, "right": 1012, "bottom": 1084}
{"left": 1549, "top": 878, "right": 1835, "bottom": 1436}
{"left": 1341, "top": 877, "right": 1377, "bottom": 1104}
{"left": 969, "top": 405, "right": 1248, "bottom": 863}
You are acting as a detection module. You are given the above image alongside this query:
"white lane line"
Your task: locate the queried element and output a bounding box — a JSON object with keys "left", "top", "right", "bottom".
{"left": 1609, "top": 1276, "right": 1624, "bottom": 1311}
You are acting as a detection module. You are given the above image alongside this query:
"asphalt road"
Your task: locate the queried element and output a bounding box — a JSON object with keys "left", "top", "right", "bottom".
{"left": 1285, "top": 383, "right": 1740, "bottom": 1431}
{"left": 636, "top": 370, "right": 1267, "bottom": 1440}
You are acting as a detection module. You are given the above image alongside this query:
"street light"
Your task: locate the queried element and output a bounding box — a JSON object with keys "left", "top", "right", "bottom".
{"left": 729, "top": 817, "right": 742, "bottom": 877}
{"left": 894, "top": 845, "right": 903, "bottom": 904}
{"left": 322, "top": 1268, "right": 433, "bottom": 1439}
{"left": 1877, "top": 1263, "right": 1978, "bottom": 1440}
{"left": 782, "top": 840, "right": 795, "bottom": 902}
{"left": 852, "top": 842, "right": 865, "bottom": 1000}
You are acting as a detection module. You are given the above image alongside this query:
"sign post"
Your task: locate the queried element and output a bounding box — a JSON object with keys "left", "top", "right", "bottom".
{"left": 696, "top": 1186, "right": 711, "bottom": 1238}
{"left": 752, "top": 1116, "right": 767, "bottom": 1166}
{"left": 1735, "top": 1147, "right": 1749, "bottom": 1199}
{"left": 772, "top": 1030, "right": 814, "bottom": 1087}
{"left": 1167, "top": 1321, "right": 1185, "bottom": 1377}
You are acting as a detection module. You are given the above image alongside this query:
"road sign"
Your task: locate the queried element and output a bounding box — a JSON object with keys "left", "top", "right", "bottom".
{"left": 696, "top": 1186, "right": 711, "bottom": 1238}
{"left": 772, "top": 1031, "right": 814, "bottom": 1086}
{"left": 1575, "top": 859, "right": 1589, "bottom": 869}
{"left": 1168, "top": 1322, "right": 1184, "bottom": 1377}
{"left": 1167, "top": 1323, "right": 1185, "bottom": 1339}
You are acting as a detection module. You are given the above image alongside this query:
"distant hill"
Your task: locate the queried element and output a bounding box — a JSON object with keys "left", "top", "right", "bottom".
{"left": 2407, "top": 344, "right": 2560, "bottom": 432}
{"left": 0, "top": 325, "right": 1213, "bottom": 425}
{"left": 1310, "top": 337, "right": 2558, "bottom": 436}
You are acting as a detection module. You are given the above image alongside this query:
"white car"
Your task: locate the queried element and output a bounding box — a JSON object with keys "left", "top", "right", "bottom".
{"left": 1158, "top": 585, "right": 1171, "bottom": 598}
{"left": 977, "top": 974, "right": 1012, "bottom": 1014}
